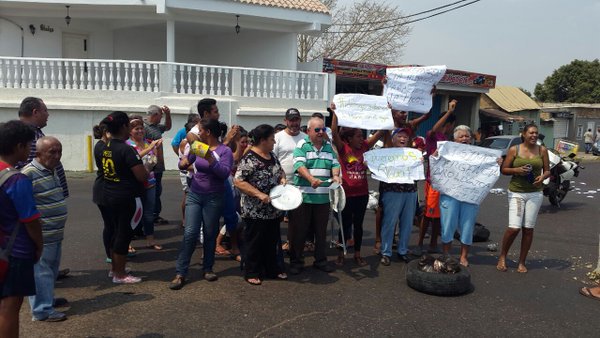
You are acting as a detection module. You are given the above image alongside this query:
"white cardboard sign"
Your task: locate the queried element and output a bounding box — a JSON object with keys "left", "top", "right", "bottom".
{"left": 430, "top": 142, "right": 502, "bottom": 205}
{"left": 384, "top": 65, "right": 447, "bottom": 113}
{"left": 364, "top": 147, "right": 425, "bottom": 184}
{"left": 332, "top": 94, "right": 394, "bottom": 130}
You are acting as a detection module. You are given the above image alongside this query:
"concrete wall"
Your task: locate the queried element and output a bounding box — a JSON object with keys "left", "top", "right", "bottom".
{"left": 113, "top": 26, "right": 297, "bottom": 70}
{"left": 0, "top": 16, "right": 113, "bottom": 59}
{"left": 0, "top": 88, "right": 327, "bottom": 171}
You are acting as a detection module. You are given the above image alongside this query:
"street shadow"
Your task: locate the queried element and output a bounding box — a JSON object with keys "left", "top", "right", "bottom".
{"left": 67, "top": 291, "right": 154, "bottom": 316}
{"left": 539, "top": 201, "right": 587, "bottom": 214}
{"left": 464, "top": 244, "right": 572, "bottom": 271}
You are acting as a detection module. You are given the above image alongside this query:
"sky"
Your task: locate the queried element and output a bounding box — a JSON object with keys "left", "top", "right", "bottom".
{"left": 336, "top": 0, "right": 600, "bottom": 92}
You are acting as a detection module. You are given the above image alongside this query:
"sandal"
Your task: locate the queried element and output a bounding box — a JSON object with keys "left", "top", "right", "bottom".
{"left": 215, "top": 246, "right": 231, "bottom": 256}
{"left": 147, "top": 244, "right": 163, "bottom": 251}
{"left": 354, "top": 256, "right": 368, "bottom": 267}
{"left": 245, "top": 277, "right": 262, "bottom": 285}
{"left": 276, "top": 273, "right": 288, "bottom": 280}
{"left": 231, "top": 254, "right": 242, "bottom": 262}
{"left": 128, "top": 246, "right": 137, "bottom": 257}
{"left": 373, "top": 241, "right": 381, "bottom": 254}
{"left": 580, "top": 287, "right": 600, "bottom": 301}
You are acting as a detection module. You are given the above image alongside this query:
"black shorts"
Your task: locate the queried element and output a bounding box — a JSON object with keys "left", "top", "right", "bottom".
{"left": 1, "top": 256, "right": 36, "bottom": 298}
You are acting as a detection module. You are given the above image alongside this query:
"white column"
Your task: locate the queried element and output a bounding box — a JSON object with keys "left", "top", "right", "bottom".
{"left": 166, "top": 20, "right": 175, "bottom": 62}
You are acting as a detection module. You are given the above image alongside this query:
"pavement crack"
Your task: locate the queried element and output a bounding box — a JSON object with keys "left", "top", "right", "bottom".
{"left": 254, "top": 309, "right": 335, "bottom": 337}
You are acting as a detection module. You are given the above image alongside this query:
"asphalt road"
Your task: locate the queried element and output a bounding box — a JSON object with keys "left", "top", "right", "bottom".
{"left": 20, "top": 163, "right": 600, "bottom": 337}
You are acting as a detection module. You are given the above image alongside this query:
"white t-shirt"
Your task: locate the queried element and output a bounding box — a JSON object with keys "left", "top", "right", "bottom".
{"left": 274, "top": 130, "right": 307, "bottom": 181}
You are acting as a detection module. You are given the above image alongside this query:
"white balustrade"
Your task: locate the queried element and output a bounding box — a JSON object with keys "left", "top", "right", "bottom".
{"left": 0, "top": 56, "right": 328, "bottom": 101}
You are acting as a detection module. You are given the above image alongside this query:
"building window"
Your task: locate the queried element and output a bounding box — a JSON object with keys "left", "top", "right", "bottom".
{"left": 576, "top": 124, "right": 583, "bottom": 139}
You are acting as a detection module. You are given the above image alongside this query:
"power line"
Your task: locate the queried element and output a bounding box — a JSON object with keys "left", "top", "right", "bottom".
{"left": 334, "top": 0, "right": 471, "bottom": 26}
{"left": 324, "top": 0, "right": 481, "bottom": 34}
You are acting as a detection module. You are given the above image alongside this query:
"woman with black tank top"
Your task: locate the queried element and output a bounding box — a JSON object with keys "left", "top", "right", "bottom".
{"left": 496, "top": 124, "right": 549, "bottom": 273}
{"left": 97, "top": 112, "right": 148, "bottom": 283}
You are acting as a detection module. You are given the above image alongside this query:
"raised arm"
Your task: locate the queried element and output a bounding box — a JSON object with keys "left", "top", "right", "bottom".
{"left": 431, "top": 99, "right": 457, "bottom": 134}
{"left": 367, "top": 130, "right": 386, "bottom": 149}
{"left": 329, "top": 104, "right": 344, "bottom": 151}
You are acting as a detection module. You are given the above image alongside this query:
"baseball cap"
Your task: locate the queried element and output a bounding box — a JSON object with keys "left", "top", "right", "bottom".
{"left": 392, "top": 127, "right": 412, "bottom": 137}
{"left": 285, "top": 108, "right": 300, "bottom": 120}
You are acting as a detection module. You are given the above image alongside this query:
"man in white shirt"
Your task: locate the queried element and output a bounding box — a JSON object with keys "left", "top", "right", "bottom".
{"left": 274, "top": 108, "right": 307, "bottom": 182}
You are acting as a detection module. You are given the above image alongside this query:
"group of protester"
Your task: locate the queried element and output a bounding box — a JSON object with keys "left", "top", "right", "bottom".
{"left": 1, "top": 92, "right": 585, "bottom": 336}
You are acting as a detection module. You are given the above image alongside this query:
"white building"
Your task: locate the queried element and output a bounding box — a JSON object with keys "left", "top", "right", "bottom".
{"left": 0, "top": 0, "right": 333, "bottom": 170}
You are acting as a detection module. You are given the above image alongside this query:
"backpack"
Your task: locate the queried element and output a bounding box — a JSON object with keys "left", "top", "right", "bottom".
{"left": 0, "top": 167, "right": 21, "bottom": 282}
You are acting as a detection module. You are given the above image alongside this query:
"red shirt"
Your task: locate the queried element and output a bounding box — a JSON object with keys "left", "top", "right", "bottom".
{"left": 339, "top": 141, "right": 369, "bottom": 197}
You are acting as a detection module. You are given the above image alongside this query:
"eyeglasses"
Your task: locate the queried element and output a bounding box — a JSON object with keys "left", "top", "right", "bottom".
{"left": 312, "top": 128, "right": 326, "bottom": 133}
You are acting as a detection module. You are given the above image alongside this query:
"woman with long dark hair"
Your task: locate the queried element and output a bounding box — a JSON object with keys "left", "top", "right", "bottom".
{"left": 234, "top": 124, "right": 287, "bottom": 285}
{"left": 98, "top": 112, "right": 148, "bottom": 284}
{"left": 170, "top": 118, "right": 233, "bottom": 289}
{"left": 497, "top": 124, "right": 549, "bottom": 273}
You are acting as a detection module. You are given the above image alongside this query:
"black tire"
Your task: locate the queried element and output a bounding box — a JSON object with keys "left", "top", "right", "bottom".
{"left": 549, "top": 180, "right": 570, "bottom": 206}
{"left": 405, "top": 260, "right": 471, "bottom": 296}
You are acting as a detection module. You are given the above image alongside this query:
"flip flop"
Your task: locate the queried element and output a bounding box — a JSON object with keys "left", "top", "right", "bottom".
{"left": 245, "top": 278, "right": 262, "bottom": 285}
{"left": 579, "top": 287, "right": 600, "bottom": 301}
{"left": 147, "top": 244, "right": 163, "bottom": 251}
{"left": 215, "top": 247, "right": 231, "bottom": 256}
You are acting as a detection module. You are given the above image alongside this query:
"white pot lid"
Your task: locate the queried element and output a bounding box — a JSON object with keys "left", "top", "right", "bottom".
{"left": 269, "top": 184, "right": 303, "bottom": 211}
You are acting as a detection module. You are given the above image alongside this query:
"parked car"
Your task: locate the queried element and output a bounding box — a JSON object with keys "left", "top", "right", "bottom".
{"left": 592, "top": 140, "right": 600, "bottom": 156}
{"left": 479, "top": 135, "right": 522, "bottom": 158}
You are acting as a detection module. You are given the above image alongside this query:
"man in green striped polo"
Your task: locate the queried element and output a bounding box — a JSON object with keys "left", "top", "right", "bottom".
{"left": 289, "top": 117, "right": 341, "bottom": 275}
{"left": 22, "top": 136, "right": 68, "bottom": 322}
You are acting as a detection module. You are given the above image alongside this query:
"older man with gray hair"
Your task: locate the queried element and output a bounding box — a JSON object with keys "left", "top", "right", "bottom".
{"left": 22, "top": 136, "right": 68, "bottom": 322}
{"left": 144, "top": 104, "right": 171, "bottom": 225}
{"left": 288, "top": 117, "right": 342, "bottom": 275}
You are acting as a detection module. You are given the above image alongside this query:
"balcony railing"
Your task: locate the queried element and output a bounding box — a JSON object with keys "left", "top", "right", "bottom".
{"left": 0, "top": 56, "right": 329, "bottom": 100}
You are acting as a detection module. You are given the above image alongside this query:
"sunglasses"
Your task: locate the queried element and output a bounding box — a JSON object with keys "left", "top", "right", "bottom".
{"left": 312, "top": 128, "right": 326, "bottom": 133}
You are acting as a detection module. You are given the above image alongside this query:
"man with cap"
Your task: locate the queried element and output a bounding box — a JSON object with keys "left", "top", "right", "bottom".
{"left": 274, "top": 108, "right": 307, "bottom": 183}
{"left": 144, "top": 104, "right": 172, "bottom": 225}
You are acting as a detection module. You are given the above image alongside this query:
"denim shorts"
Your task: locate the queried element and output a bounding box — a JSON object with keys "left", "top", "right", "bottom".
{"left": 508, "top": 191, "right": 543, "bottom": 229}
{"left": 1, "top": 256, "right": 36, "bottom": 298}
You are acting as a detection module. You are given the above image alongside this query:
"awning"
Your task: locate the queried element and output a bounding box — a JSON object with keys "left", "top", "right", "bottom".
{"left": 479, "top": 109, "right": 525, "bottom": 122}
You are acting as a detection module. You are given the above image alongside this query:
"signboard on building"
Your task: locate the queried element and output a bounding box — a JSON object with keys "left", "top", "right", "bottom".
{"left": 439, "top": 69, "right": 496, "bottom": 89}
{"left": 323, "top": 58, "right": 386, "bottom": 80}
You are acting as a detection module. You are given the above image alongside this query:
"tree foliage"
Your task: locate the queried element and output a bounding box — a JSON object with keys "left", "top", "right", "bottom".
{"left": 534, "top": 59, "right": 600, "bottom": 103}
{"left": 298, "top": 0, "right": 411, "bottom": 64}
{"left": 518, "top": 87, "right": 533, "bottom": 98}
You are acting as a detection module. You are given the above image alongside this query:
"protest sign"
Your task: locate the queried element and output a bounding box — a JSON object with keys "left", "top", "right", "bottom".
{"left": 384, "top": 65, "right": 447, "bottom": 113}
{"left": 364, "top": 148, "right": 425, "bottom": 184}
{"left": 430, "top": 142, "right": 501, "bottom": 205}
{"left": 332, "top": 94, "right": 394, "bottom": 130}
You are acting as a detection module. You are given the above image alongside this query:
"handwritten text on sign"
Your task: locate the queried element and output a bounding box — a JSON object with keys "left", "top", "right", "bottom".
{"left": 430, "top": 142, "right": 501, "bottom": 205}
{"left": 364, "top": 148, "right": 425, "bottom": 184}
{"left": 384, "top": 65, "right": 447, "bottom": 113}
{"left": 332, "top": 94, "right": 394, "bottom": 130}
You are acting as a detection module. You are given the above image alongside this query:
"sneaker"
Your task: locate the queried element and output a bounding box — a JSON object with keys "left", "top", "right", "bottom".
{"left": 397, "top": 253, "right": 411, "bottom": 263}
{"left": 169, "top": 275, "right": 186, "bottom": 290}
{"left": 380, "top": 255, "right": 391, "bottom": 266}
{"left": 203, "top": 271, "right": 218, "bottom": 282}
{"left": 108, "top": 267, "right": 131, "bottom": 278}
{"left": 112, "top": 274, "right": 142, "bottom": 284}
{"left": 53, "top": 298, "right": 69, "bottom": 308}
{"left": 33, "top": 311, "right": 67, "bottom": 322}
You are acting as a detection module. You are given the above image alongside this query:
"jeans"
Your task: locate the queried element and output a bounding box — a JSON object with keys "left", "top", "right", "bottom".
{"left": 439, "top": 194, "right": 480, "bottom": 245}
{"left": 585, "top": 143, "right": 592, "bottom": 153}
{"left": 175, "top": 191, "right": 224, "bottom": 277}
{"left": 154, "top": 171, "right": 163, "bottom": 219}
{"left": 29, "top": 241, "right": 62, "bottom": 320}
{"left": 381, "top": 191, "right": 417, "bottom": 257}
{"left": 141, "top": 186, "right": 156, "bottom": 236}
{"left": 223, "top": 179, "right": 238, "bottom": 232}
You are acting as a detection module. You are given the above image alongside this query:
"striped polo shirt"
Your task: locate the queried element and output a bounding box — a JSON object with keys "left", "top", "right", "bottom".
{"left": 21, "top": 159, "right": 68, "bottom": 244}
{"left": 293, "top": 136, "right": 340, "bottom": 204}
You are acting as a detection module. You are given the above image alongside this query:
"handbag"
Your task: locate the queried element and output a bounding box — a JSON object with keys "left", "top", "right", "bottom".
{"left": 0, "top": 168, "right": 20, "bottom": 282}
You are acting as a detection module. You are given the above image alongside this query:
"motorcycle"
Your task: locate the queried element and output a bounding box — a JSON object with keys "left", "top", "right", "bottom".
{"left": 542, "top": 150, "right": 583, "bottom": 207}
